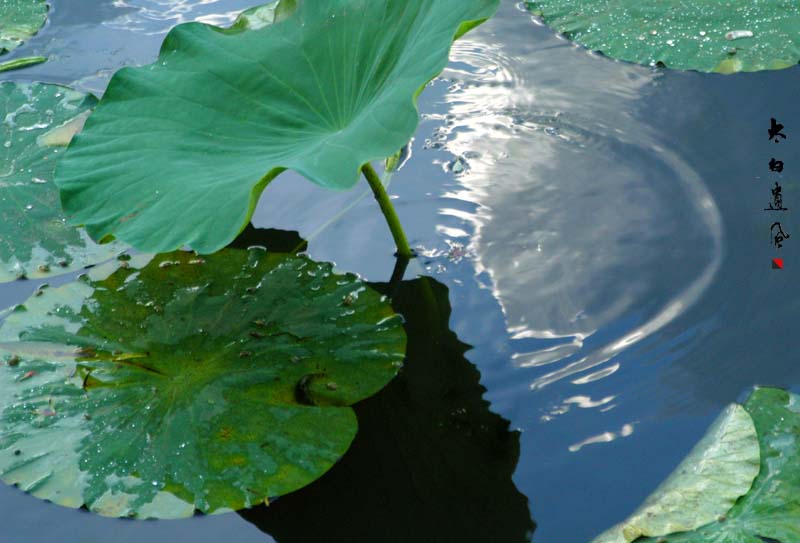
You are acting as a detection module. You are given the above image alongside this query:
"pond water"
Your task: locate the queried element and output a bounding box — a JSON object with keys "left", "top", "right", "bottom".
{"left": 1, "top": 1, "right": 799, "bottom": 542}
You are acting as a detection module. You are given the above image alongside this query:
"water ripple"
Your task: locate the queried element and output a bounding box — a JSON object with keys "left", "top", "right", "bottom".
{"left": 433, "top": 6, "right": 724, "bottom": 394}
{"left": 105, "top": 0, "right": 239, "bottom": 34}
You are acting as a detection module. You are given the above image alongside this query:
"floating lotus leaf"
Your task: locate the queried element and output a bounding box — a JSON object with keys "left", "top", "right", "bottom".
{"left": 592, "top": 404, "right": 760, "bottom": 543}
{"left": 0, "top": 248, "right": 406, "bottom": 518}
{"left": 243, "top": 276, "right": 535, "bottom": 542}
{"left": 525, "top": 1, "right": 800, "bottom": 73}
{"left": 54, "top": 0, "right": 500, "bottom": 254}
{"left": 0, "top": 0, "right": 47, "bottom": 54}
{"left": 635, "top": 387, "right": 800, "bottom": 543}
{"left": 0, "top": 81, "right": 125, "bottom": 282}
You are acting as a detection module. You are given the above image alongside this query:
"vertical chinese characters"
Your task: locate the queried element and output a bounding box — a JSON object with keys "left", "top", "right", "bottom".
{"left": 766, "top": 118, "right": 790, "bottom": 262}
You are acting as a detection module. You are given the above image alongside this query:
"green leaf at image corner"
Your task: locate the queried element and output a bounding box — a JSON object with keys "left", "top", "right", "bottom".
{"left": 591, "top": 403, "right": 760, "bottom": 543}
{"left": 636, "top": 387, "right": 800, "bottom": 543}
{"left": 54, "top": 0, "right": 500, "bottom": 254}
{"left": 0, "top": 81, "right": 126, "bottom": 283}
{"left": 525, "top": 0, "right": 800, "bottom": 73}
{"left": 0, "top": 0, "right": 48, "bottom": 54}
{"left": 0, "top": 247, "right": 406, "bottom": 518}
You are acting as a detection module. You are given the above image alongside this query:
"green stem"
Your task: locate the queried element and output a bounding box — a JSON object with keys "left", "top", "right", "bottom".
{"left": 0, "top": 56, "right": 47, "bottom": 74}
{"left": 361, "top": 163, "right": 414, "bottom": 259}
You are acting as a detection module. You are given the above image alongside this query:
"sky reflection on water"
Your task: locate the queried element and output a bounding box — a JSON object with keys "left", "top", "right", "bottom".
{"left": 1, "top": 1, "right": 799, "bottom": 542}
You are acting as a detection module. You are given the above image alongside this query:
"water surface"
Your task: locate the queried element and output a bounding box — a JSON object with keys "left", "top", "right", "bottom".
{"left": 1, "top": 1, "right": 799, "bottom": 542}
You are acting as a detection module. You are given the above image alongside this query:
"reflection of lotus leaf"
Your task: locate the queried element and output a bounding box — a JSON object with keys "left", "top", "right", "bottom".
{"left": 0, "top": 0, "right": 47, "bottom": 54}
{"left": 0, "top": 81, "right": 126, "bottom": 283}
{"left": 55, "top": 0, "right": 500, "bottom": 254}
{"left": 596, "top": 387, "right": 800, "bottom": 543}
{"left": 526, "top": 0, "right": 800, "bottom": 73}
{"left": 0, "top": 248, "right": 406, "bottom": 518}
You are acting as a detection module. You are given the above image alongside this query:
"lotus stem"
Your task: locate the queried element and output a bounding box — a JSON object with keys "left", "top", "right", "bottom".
{"left": 0, "top": 56, "right": 47, "bottom": 73}
{"left": 361, "top": 162, "right": 414, "bottom": 259}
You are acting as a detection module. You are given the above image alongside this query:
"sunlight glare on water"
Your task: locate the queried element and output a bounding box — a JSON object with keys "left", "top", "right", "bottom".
{"left": 437, "top": 5, "right": 723, "bottom": 393}
{"left": 1, "top": 0, "right": 260, "bottom": 94}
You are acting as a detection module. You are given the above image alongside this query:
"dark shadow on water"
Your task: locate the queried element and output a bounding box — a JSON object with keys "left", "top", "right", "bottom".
{"left": 227, "top": 224, "right": 308, "bottom": 254}
{"left": 235, "top": 227, "right": 535, "bottom": 543}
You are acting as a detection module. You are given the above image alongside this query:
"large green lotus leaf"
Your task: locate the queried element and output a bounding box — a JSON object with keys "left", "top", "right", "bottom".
{"left": 0, "top": 81, "right": 125, "bottom": 283}
{"left": 54, "top": 0, "right": 500, "bottom": 254}
{"left": 525, "top": 1, "right": 800, "bottom": 73}
{"left": 635, "top": 387, "right": 800, "bottom": 543}
{"left": 592, "top": 404, "right": 760, "bottom": 543}
{"left": 0, "top": 0, "right": 47, "bottom": 54}
{"left": 0, "top": 247, "right": 406, "bottom": 518}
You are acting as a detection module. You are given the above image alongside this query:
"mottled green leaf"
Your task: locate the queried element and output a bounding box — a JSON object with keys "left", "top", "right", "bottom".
{"left": 592, "top": 404, "right": 760, "bottom": 543}
{"left": 0, "top": 82, "right": 125, "bottom": 283}
{"left": 0, "top": 0, "right": 47, "bottom": 54}
{"left": 0, "top": 247, "right": 406, "bottom": 518}
{"left": 54, "top": 0, "right": 499, "bottom": 254}
{"left": 637, "top": 387, "right": 800, "bottom": 543}
{"left": 525, "top": 1, "right": 800, "bottom": 73}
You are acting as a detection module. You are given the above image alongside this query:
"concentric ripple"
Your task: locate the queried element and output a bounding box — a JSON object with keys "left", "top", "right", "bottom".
{"left": 433, "top": 6, "right": 723, "bottom": 393}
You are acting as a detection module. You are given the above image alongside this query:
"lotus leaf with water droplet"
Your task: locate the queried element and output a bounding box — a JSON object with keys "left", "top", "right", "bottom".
{"left": 0, "top": 0, "right": 47, "bottom": 54}
{"left": 0, "top": 248, "right": 406, "bottom": 518}
{"left": 0, "top": 81, "right": 125, "bottom": 282}
{"left": 525, "top": 0, "right": 800, "bottom": 73}
{"left": 593, "top": 387, "right": 800, "bottom": 543}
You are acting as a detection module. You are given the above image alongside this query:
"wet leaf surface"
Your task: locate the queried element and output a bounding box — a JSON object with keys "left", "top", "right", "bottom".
{"left": 638, "top": 387, "right": 800, "bottom": 543}
{"left": 0, "top": 81, "right": 125, "bottom": 283}
{"left": 0, "top": 0, "right": 48, "bottom": 54}
{"left": 0, "top": 247, "right": 406, "bottom": 518}
{"left": 592, "top": 404, "right": 759, "bottom": 543}
{"left": 597, "top": 387, "right": 800, "bottom": 543}
{"left": 525, "top": 1, "right": 800, "bottom": 73}
{"left": 55, "top": 0, "right": 499, "bottom": 254}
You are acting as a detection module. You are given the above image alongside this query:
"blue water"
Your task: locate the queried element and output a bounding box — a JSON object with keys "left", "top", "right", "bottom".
{"left": 1, "top": 1, "right": 799, "bottom": 542}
